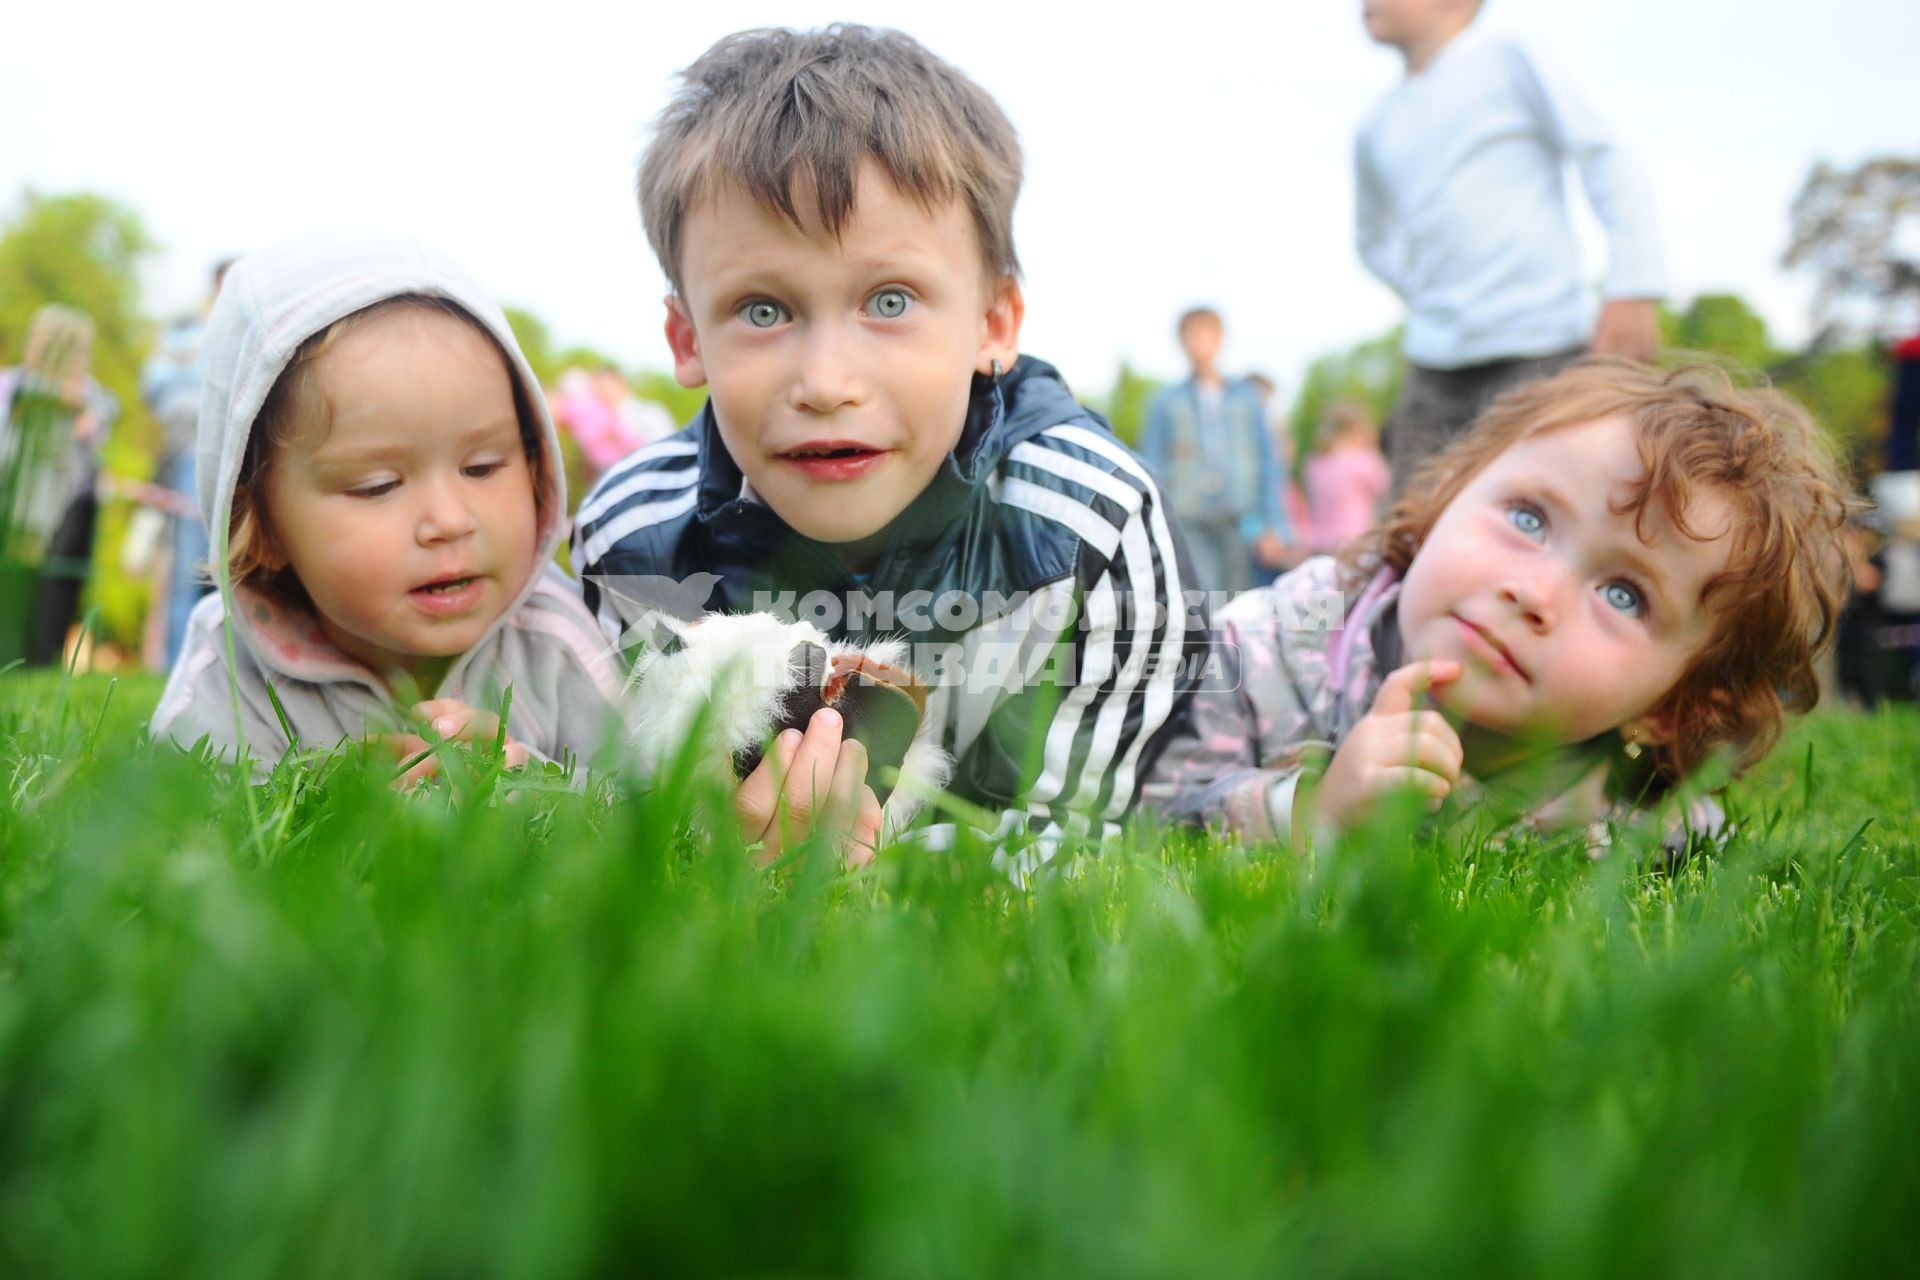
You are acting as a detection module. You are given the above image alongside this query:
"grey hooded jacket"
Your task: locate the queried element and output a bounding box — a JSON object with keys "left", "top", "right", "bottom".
{"left": 150, "top": 234, "right": 621, "bottom": 770}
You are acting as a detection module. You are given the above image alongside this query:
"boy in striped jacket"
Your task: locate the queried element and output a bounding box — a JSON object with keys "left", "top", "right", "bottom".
{"left": 573, "top": 25, "right": 1207, "bottom": 854}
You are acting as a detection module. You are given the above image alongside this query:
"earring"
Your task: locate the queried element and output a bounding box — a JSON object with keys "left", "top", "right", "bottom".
{"left": 989, "top": 359, "right": 1003, "bottom": 384}
{"left": 1623, "top": 733, "right": 1643, "bottom": 761}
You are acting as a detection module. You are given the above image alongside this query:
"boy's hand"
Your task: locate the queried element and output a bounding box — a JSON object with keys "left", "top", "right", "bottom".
{"left": 1308, "top": 660, "right": 1464, "bottom": 835}
{"left": 1589, "top": 298, "right": 1660, "bottom": 362}
{"left": 384, "top": 698, "right": 532, "bottom": 788}
{"left": 734, "top": 707, "right": 885, "bottom": 869}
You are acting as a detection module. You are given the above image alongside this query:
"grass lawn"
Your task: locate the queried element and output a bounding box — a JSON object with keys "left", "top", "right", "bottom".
{"left": 1, "top": 667, "right": 1916, "bottom": 1276}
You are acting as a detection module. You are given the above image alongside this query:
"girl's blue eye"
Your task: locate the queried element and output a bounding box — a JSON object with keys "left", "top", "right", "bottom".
{"left": 1600, "top": 581, "right": 1644, "bottom": 616}
{"left": 463, "top": 460, "right": 505, "bottom": 480}
{"left": 869, "top": 289, "right": 911, "bottom": 319}
{"left": 742, "top": 301, "right": 785, "bottom": 329}
{"left": 349, "top": 481, "right": 397, "bottom": 500}
{"left": 1508, "top": 503, "right": 1546, "bottom": 538}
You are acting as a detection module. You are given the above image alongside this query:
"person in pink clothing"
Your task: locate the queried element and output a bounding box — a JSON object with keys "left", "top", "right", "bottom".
{"left": 550, "top": 365, "right": 675, "bottom": 481}
{"left": 1302, "top": 400, "right": 1391, "bottom": 554}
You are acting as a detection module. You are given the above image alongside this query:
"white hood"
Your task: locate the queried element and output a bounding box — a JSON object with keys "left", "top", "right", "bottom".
{"left": 196, "top": 232, "right": 569, "bottom": 676}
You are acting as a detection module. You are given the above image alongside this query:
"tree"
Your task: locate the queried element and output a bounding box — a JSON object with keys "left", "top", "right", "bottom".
{"left": 501, "top": 306, "right": 558, "bottom": 386}
{"left": 0, "top": 191, "right": 155, "bottom": 428}
{"left": 1776, "top": 346, "right": 1888, "bottom": 478}
{"left": 1661, "top": 294, "right": 1784, "bottom": 370}
{"left": 1092, "top": 360, "right": 1160, "bottom": 448}
{"left": 1783, "top": 156, "right": 1920, "bottom": 343}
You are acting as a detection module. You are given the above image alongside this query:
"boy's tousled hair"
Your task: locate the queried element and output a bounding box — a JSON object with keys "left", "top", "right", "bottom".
{"left": 639, "top": 24, "right": 1023, "bottom": 295}
{"left": 228, "top": 295, "right": 547, "bottom": 603}
{"left": 1349, "top": 358, "right": 1855, "bottom": 785}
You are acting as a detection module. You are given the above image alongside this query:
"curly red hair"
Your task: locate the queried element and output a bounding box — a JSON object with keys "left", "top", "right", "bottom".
{"left": 1345, "top": 358, "right": 1855, "bottom": 784}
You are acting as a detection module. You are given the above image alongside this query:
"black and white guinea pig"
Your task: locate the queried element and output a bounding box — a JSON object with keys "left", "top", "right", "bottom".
{"left": 624, "top": 612, "right": 953, "bottom": 831}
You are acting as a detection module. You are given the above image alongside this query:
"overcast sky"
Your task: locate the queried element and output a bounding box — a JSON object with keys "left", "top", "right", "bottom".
{"left": 4, "top": 0, "right": 1914, "bottom": 400}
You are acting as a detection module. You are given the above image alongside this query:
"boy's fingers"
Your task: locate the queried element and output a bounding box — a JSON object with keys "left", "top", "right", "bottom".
{"left": 826, "top": 738, "right": 870, "bottom": 826}
{"left": 845, "top": 787, "right": 885, "bottom": 870}
{"left": 1370, "top": 660, "right": 1463, "bottom": 717}
{"left": 733, "top": 728, "right": 802, "bottom": 847}
{"left": 779, "top": 708, "right": 845, "bottom": 829}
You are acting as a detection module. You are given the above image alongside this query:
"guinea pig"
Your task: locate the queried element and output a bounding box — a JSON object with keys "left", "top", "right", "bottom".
{"left": 624, "top": 611, "right": 952, "bottom": 832}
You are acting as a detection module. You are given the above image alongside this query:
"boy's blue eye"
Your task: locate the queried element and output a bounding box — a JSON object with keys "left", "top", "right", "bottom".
{"left": 742, "top": 301, "right": 785, "bottom": 329}
{"left": 349, "top": 481, "right": 397, "bottom": 499}
{"left": 463, "top": 460, "right": 505, "bottom": 480}
{"left": 869, "top": 289, "right": 911, "bottom": 319}
{"left": 1600, "top": 581, "right": 1644, "bottom": 616}
{"left": 1508, "top": 503, "right": 1546, "bottom": 539}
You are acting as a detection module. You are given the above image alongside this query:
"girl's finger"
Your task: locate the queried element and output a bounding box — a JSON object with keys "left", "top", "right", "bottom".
{"left": 1373, "top": 764, "right": 1453, "bottom": 801}
{"left": 1370, "top": 660, "right": 1465, "bottom": 716}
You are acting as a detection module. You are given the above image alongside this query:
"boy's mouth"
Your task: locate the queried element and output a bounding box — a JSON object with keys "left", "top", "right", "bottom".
{"left": 777, "top": 441, "right": 888, "bottom": 481}
{"left": 780, "top": 440, "right": 882, "bottom": 459}
{"left": 414, "top": 574, "right": 477, "bottom": 595}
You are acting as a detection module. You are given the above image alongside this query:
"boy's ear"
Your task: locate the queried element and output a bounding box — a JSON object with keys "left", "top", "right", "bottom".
{"left": 663, "top": 296, "right": 707, "bottom": 390}
{"left": 976, "top": 277, "right": 1024, "bottom": 378}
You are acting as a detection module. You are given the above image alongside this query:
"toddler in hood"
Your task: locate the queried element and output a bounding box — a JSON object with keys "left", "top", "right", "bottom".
{"left": 151, "top": 234, "right": 623, "bottom": 779}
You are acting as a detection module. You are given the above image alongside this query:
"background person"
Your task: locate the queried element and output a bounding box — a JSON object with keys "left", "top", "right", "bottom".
{"left": 1301, "top": 399, "right": 1391, "bottom": 555}
{"left": 1140, "top": 308, "right": 1293, "bottom": 593}
{"left": 0, "top": 304, "right": 118, "bottom": 666}
{"left": 1355, "top": 0, "right": 1667, "bottom": 491}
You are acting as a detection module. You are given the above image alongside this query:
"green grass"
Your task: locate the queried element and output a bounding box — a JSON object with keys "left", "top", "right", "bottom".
{"left": 1, "top": 667, "right": 1917, "bottom": 1277}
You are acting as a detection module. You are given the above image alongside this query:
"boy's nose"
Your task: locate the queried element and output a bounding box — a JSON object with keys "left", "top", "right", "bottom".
{"left": 789, "top": 323, "right": 863, "bottom": 413}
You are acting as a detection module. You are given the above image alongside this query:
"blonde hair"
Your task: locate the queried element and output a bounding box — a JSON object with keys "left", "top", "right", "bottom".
{"left": 638, "top": 25, "right": 1023, "bottom": 295}
{"left": 19, "top": 305, "right": 95, "bottom": 401}
{"left": 1347, "top": 358, "right": 1854, "bottom": 784}
{"left": 228, "top": 296, "right": 546, "bottom": 602}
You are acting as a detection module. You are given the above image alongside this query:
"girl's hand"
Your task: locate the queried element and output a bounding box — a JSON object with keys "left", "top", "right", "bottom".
{"left": 375, "top": 730, "right": 439, "bottom": 790}
{"left": 396, "top": 698, "right": 533, "bottom": 785}
{"left": 733, "top": 707, "right": 885, "bottom": 869}
{"left": 1309, "top": 660, "right": 1464, "bottom": 835}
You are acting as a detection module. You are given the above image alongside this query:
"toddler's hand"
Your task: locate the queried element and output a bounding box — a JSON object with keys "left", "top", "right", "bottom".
{"left": 374, "top": 729, "right": 439, "bottom": 790}
{"left": 1309, "top": 660, "right": 1464, "bottom": 836}
{"left": 733, "top": 707, "right": 885, "bottom": 869}
{"left": 389, "top": 698, "right": 532, "bottom": 787}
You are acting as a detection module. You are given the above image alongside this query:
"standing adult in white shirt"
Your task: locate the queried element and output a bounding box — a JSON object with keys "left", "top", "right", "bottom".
{"left": 1355, "top": 0, "right": 1667, "bottom": 490}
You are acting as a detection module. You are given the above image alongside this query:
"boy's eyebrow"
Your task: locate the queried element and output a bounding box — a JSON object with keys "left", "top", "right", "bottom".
{"left": 706, "top": 241, "right": 954, "bottom": 289}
